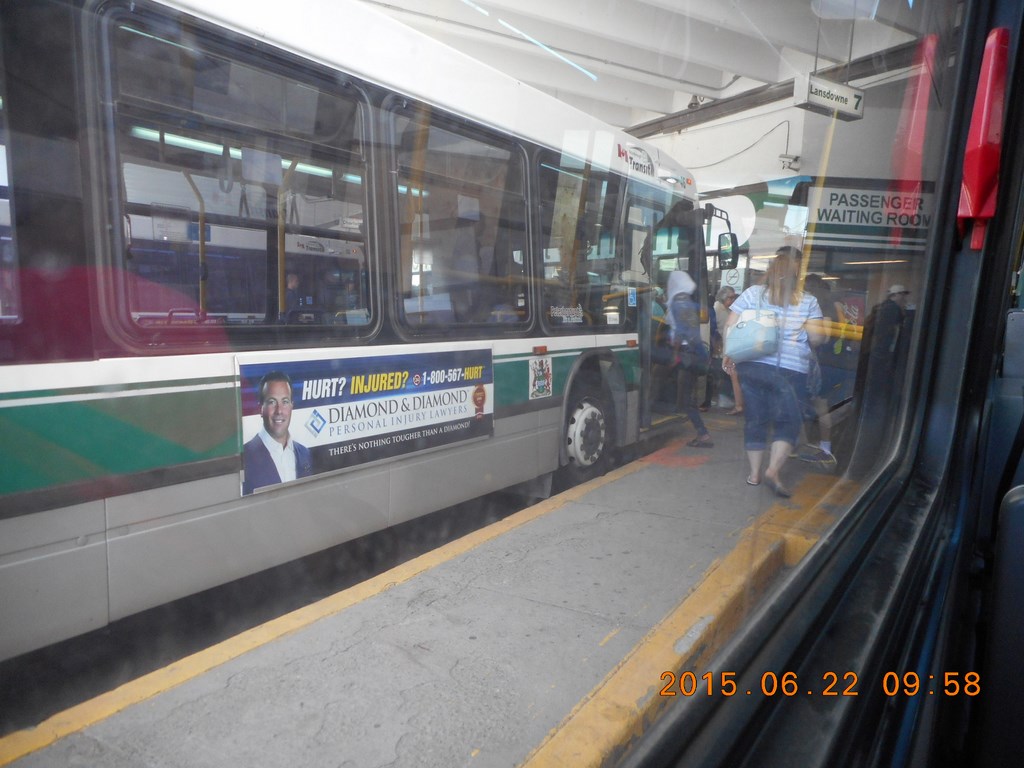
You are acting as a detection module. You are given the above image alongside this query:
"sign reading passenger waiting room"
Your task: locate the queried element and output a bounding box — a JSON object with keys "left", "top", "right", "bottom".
{"left": 804, "top": 185, "right": 934, "bottom": 254}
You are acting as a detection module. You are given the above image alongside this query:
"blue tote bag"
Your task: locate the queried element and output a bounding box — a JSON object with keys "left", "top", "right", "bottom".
{"left": 725, "top": 299, "right": 780, "bottom": 362}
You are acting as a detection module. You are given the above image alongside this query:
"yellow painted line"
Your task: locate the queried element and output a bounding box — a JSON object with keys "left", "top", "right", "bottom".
{"left": 520, "top": 474, "right": 853, "bottom": 768}
{"left": 0, "top": 461, "right": 648, "bottom": 767}
{"left": 599, "top": 628, "right": 622, "bottom": 647}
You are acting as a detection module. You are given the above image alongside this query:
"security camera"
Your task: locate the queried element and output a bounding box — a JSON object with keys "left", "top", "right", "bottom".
{"left": 780, "top": 154, "right": 800, "bottom": 171}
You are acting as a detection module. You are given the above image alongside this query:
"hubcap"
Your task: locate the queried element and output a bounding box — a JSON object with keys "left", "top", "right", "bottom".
{"left": 566, "top": 399, "right": 606, "bottom": 467}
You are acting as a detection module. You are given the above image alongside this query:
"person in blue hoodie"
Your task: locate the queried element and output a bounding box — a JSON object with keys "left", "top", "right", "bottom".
{"left": 666, "top": 270, "right": 713, "bottom": 448}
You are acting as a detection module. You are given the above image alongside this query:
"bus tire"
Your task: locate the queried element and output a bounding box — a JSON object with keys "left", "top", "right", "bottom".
{"left": 558, "top": 375, "right": 613, "bottom": 488}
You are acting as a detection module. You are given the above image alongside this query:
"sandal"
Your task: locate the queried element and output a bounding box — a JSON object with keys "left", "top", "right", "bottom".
{"left": 726, "top": 408, "right": 744, "bottom": 416}
{"left": 746, "top": 476, "right": 761, "bottom": 486}
{"left": 764, "top": 475, "right": 792, "bottom": 498}
{"left": 688, "top": 435, "right": 714, "bottom": 448}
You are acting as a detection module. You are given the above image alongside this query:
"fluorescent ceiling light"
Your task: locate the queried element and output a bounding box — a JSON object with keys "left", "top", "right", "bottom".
{"left": 540, "top": 162, "right": 587, "bottom": 182}
{"left": 843, "top": 259, "right": 909, "bottom": 265}
{"left": 498, "top": 18, "right": 597, "bottom": 81}
{"left": 128, "top": 127, "right": 344, "bottom": 180}
{"left": 460, "top": 0, "right": 490, "bottom": 16}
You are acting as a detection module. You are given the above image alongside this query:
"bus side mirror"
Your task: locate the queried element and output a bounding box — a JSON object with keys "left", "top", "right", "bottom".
{"left": 718, "top": 232, "right": 739, "bottom": 270}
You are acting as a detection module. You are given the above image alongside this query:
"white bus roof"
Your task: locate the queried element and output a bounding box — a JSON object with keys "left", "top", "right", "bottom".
{"left": 154, "top": 0, "right": 696, "bottom": 199}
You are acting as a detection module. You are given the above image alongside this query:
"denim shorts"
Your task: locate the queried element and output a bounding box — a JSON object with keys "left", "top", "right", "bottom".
{"left": 736, "top": 361, "right": 808, "bottom": 450}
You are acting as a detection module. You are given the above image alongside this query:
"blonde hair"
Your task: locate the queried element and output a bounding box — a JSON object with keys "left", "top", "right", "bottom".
{"left": 765, "top": 248, "right": 802, "bottom": 306}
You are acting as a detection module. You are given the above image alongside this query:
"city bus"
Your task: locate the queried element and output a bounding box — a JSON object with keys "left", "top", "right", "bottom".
{"left": 0, "top": 0, "right": 729, "bottom": 661}
{"left": 5, "top": 0, "right": 1024, "bottom": 765}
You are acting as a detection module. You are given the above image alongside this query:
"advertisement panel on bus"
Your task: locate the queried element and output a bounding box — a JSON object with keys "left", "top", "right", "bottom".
{"left": 238, "top": 349, "right": 494, "bottom": 494}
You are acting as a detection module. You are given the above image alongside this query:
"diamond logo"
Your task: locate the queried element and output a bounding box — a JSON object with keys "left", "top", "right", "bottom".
{"left": 306, "top": 409, "right": 327, "bottom": 436}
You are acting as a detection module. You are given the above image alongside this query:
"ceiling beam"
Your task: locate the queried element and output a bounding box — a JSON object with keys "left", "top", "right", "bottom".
{"left": 627, "top": 39, "right": 918, "bottom": 138}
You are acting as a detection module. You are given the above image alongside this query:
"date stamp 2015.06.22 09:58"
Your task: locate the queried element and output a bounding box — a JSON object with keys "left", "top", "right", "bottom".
{"left": 658, "top": 670, "right": 981, "bottom": 698}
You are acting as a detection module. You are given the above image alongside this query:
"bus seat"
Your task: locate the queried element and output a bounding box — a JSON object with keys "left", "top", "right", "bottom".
{"left": 971, "top": 486, "right": 1024, "bottom": 767}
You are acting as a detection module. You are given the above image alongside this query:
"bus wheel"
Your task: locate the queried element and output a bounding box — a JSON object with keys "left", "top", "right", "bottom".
{"left": 559, "top": 378, "right": 612, "bottom": 488}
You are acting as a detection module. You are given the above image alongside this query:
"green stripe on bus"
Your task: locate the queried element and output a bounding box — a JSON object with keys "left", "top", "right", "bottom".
{"left": 493, "top": 346, "right": 640, "bottom": 406}
{"left": 0, "top": 391, "right": 238, "bottom": 495}
{"left": 493, "top": 353, "right": 572, "bottom": 406}
{"left": 615, "top": 347, "right": 641, "bottom": 386}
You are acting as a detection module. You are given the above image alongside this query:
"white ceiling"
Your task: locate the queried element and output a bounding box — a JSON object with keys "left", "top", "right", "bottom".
{"left": 359, "top": 0, "right": 920, "bottom": 135}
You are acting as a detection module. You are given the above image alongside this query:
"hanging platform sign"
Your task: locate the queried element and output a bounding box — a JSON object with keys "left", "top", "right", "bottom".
{"left": 794, "top": 74, "right": 865, "bottom": 121}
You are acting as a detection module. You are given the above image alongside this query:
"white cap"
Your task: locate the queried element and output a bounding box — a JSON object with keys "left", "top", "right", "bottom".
{"left": 888, "top": 284, "right": 908, "bottom": 295}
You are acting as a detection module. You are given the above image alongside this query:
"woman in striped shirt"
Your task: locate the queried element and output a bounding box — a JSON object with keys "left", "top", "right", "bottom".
{"left": 724, "top": 247, "right": 825, "bottom": 497}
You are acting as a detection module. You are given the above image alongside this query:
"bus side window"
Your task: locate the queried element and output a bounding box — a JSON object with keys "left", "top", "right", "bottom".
{"left": 538, "top": 156, "right": 625, "bottom": 331}
{"left": 105, "top": 17, "right": 372, "bottom": 338}
{"left": 393, "top": 108, "right": 527, "bottom": 331}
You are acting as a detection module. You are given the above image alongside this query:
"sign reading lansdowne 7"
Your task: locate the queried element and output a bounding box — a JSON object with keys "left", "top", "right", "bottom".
{"left": 794, "top": 74, "right": 865, "bottom": 122}
{"left": 237, "top": 349, "right": 494, "bottom": 495}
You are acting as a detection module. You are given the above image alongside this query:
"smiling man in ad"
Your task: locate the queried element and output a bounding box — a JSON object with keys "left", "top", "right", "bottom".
{"left": 242, "top": 371, "right": 314, "bottom": 495}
